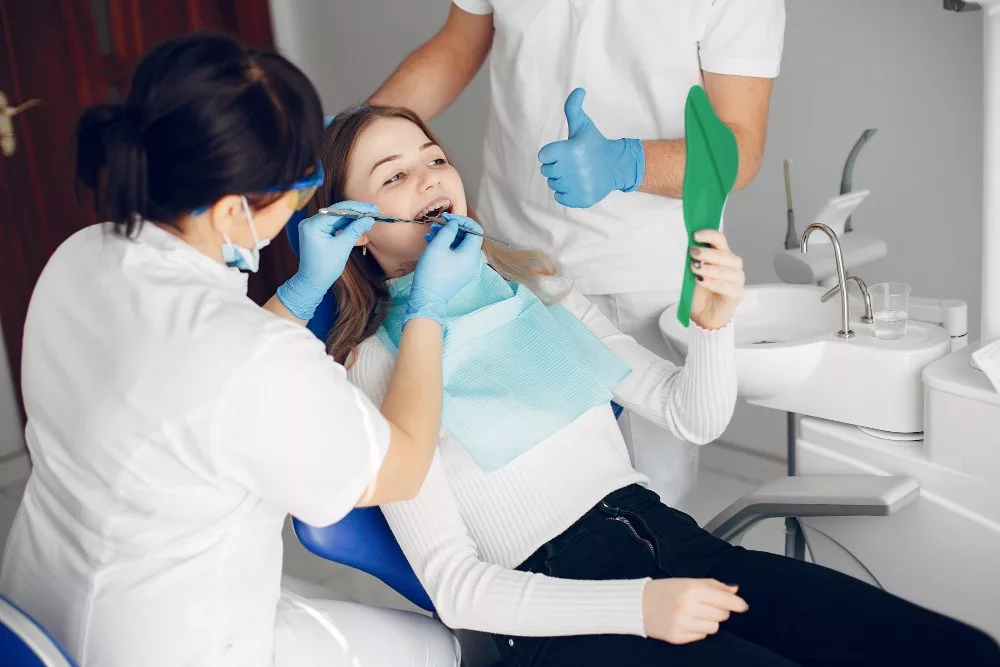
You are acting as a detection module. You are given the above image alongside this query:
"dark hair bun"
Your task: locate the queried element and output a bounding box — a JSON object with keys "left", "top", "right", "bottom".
{"left": 75, "top": 32, "right": 324, "bottom": 237}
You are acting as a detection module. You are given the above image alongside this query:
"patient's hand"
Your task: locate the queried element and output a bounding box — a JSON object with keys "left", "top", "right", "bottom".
{"left": 642, "top": 578, "right": 748, "bottom": 645}
{"left": 688, "top": 229, "right": 745, "bottom": 330}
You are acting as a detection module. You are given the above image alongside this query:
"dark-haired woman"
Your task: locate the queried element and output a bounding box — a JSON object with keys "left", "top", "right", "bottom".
{"left": 0, "top": 33, "right": 478, "bottom": 667}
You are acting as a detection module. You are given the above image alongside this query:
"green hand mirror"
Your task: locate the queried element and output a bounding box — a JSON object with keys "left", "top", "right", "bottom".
{"left": 676, "top": 85, "right": 739, "bottom": 327}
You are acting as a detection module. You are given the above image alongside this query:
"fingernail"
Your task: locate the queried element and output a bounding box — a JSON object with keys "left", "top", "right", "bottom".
{"left": 696, "top": 275, "right": 704, "bottom": 282}
{"left": 690, "top": 246, "right": 701, "bottom": 257}
{"left": 692, "top": 260, "right": 702, "bottom": 269}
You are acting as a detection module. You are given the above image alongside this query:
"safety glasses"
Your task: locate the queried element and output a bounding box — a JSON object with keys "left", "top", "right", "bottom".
{"left": 190, "top": 160, "right": 325, "bottom": 215}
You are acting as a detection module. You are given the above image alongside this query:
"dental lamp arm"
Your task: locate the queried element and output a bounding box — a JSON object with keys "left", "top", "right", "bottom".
{"left": 840, "top": 129, "right": 878, "bottom": 232}
{"left": 637, "top": 73, "right": 774, "bottom": 198}
{"left": 367, "top": 4, "right": 494, "bottom": 121}
{"left": 704, "top": 476, "right": 920, "bottom": 545}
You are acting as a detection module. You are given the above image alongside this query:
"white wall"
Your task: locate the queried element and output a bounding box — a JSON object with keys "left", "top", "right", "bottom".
{"left": 271, "top": 0, "right": 985, "bottom": 459}
{"left": 268, "top": 0, "right": 490, "bottom": 185}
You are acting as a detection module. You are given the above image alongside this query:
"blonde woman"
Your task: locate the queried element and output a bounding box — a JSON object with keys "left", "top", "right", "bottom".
{"left": 311, "top": 104, "right": 1000, "bottom": 667}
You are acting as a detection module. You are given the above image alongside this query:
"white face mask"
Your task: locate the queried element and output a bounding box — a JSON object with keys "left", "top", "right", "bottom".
{"left": 221, "top": 196, "right": 270, "bottom": 273}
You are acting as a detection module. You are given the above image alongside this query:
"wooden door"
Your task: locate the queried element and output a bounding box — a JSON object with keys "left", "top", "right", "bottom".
{"left": 0, "top": 0, "right": 296, "bottom": 410}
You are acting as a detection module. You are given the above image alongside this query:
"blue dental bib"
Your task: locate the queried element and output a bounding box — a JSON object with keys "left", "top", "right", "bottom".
{"left": 376, "top": 260, "right": 631, "bottom": 472}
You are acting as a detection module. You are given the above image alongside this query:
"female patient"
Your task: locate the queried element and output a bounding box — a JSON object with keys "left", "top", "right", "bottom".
{"left": 312, "top": 105, "right": 1000, "bottom": 667}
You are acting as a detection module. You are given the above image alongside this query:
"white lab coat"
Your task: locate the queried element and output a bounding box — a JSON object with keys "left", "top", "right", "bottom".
{"left": 0, "top": 223, "right": 456, "bottom": 666}
{"left": 453, "top": 0, "right": 785, "bottom": 503}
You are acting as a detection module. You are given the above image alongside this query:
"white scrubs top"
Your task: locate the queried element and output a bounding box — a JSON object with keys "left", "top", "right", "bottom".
{"left": 0, "top": 223, "right": 390, "bottom": 667}
{"left": 456, "top": 0, "right": 786, "bottom": 296}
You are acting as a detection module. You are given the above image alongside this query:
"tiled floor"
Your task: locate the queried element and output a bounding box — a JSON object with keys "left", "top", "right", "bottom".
{"left": 0, "top": 441, "right": 791, "bottom": 614}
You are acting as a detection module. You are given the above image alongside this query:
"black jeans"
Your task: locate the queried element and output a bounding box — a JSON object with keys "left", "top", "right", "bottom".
{"left": 491, "top": 484, "right": 1000, "bottom": 667}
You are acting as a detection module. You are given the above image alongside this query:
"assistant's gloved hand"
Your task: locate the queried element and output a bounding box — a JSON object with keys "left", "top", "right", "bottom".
{"left": 405, "top": 213, "right": 484, "bottom": 326}
{"left": 276, "top": 201, "right": 376, "bottom": 321}
{"left": 537, "top": 88, "right": 646, "bottom": 208}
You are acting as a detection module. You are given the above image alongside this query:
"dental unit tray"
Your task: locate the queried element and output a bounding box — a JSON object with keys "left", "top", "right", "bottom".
{"left": 676, "top": 85, "right": 739, "bottom": 327}
{"left": 318, "top": 207, "right": 516, "bottom": 247}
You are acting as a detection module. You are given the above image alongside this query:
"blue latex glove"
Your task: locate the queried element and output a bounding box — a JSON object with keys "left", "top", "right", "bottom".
{"left": 537, "top": 88, "right": 646, "bottom": 208}
{"left": 405, "top": 213, "right": 484, "bottom": 326}
{"left": 276, "top": 201, "right": 376, "bottom": 320}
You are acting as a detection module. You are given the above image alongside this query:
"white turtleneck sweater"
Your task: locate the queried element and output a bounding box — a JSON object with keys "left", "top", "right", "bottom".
{"left": 345, "top": 282, "right": 737, "bottom": 638}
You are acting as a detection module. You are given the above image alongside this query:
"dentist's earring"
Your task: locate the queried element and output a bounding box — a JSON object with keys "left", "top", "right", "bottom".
{"left": 362, "top": 245, "right": 367, "bottom": 256}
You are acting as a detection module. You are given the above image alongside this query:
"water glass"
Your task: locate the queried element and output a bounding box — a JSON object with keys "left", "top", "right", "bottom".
{"left": 869, "top": 282, "right": 911, "bottom": 340}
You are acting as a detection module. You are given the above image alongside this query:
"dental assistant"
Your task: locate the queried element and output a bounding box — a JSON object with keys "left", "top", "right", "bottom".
{"left": 0, "top": 33, "right": 481, "bottom": 667}
{"left": 369, "top": 0, "right": 785, "bottom": 504}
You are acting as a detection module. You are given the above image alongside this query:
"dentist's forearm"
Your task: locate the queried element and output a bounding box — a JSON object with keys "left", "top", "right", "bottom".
{"left": 636, "top": 140, "right": 686, "bottom": 200}
{"left": 368, "top": 41, "right": 466, "bottom": 120}
{"left": 636, "top": 125, "right": 759, "bottom": 200}
{"left": 368, "top": 6, "right": 493, "bottom": 121}
{"left": 263, "top": 294, "right": 308, "bottom": 325}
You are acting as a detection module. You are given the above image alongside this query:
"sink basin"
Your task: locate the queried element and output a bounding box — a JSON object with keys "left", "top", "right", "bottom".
{"left": 659, "top": 284, "right": 952, "bottom": 433}
{"left": 728, "top": 285, "right": 844, "bottom": 346}
{"left": 660, "top": 285, "right": 841, "bottom": 400}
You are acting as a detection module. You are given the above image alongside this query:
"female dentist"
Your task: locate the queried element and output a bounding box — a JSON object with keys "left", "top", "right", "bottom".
{"left": 0, "top": 33, "right": 480, "bottom": 667}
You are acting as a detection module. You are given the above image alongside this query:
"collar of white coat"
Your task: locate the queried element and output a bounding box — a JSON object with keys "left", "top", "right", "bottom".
{"left": 133, "top": 221, "right": 250, "bottom": 294}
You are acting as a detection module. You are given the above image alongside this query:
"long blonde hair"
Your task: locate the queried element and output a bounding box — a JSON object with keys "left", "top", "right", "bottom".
{"left": 312, "top": 105, "right": 561, "bottom": 365}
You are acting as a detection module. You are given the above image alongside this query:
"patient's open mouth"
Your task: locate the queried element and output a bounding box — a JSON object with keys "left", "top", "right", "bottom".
{"left": 414, "top": 198, "right": 453, "bottom": 222}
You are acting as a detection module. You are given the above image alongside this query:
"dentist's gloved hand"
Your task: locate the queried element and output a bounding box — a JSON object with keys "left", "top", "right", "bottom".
{"left": 276, "top": 201, "right": 376, "bottom": 321}
{"left": 405, "top": 213, "right": 484, "bottom": 326}
{"left": 537, "top": 88, "right": 646, "bottom": 208}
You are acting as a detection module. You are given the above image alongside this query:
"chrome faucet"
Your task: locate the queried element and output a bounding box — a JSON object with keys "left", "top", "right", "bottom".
{"left": 801, "top": 223, "right": 854, "bottom": 338}
{"left": 822, "top": 276, "right": 873, "bottom": 324}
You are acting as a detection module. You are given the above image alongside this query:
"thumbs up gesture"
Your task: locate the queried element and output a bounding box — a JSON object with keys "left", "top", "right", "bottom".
{"left": 537, "top": 88, "right": 646, "bottom": 209}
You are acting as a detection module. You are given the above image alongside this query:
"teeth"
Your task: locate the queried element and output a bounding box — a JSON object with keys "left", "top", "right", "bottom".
{"left": 417, "top": 199, "right": 451, "bottom": 220}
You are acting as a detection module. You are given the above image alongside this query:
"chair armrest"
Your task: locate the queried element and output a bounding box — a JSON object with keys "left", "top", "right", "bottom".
{"left": 704, "top": 475, "right": 920, "bottom": 545}
{"left": 291, "top": 512, "right": 436, "bottom": 613}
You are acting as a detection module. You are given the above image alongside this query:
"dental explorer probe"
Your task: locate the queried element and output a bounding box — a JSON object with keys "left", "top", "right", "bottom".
{"left": 317, "top": 207, "right": 518, "bottom": 248}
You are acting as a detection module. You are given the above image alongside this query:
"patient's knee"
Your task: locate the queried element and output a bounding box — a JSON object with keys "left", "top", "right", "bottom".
{"left": 962, "top": 625, "right": 1000, "bottom": 666}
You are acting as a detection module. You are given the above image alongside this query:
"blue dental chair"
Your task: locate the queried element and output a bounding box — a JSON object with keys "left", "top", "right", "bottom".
{"left": 284, "top": 212, "right": 437, "bottom": 615}
{"left": 284, "top": 211, "right": 621, "bottom": 614}
{"left": 283, "top": 213, "right": 536, "bottom": 664}
{"left": 0, "top": 594, "right": 78, "bottom": 667}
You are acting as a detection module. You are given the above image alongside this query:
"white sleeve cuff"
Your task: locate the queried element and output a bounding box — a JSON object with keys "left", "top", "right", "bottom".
{"left": 700, "top": 55, "right": 781, "bottom": 78}
{"left": 452, "top": 0, "right": 492, "bottom": 15}
{"left": 687, "top": 318, "right": 736, "bottom": 346}
{"left": 684, "top": 318, "right": 737, "bottom": 378}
